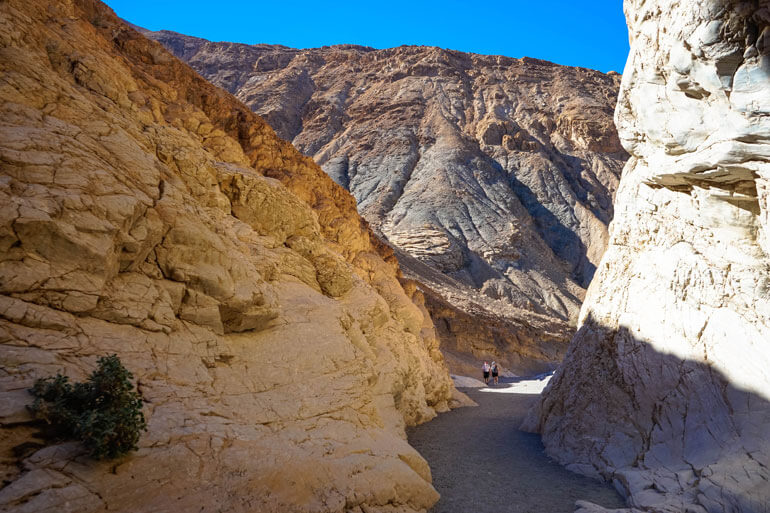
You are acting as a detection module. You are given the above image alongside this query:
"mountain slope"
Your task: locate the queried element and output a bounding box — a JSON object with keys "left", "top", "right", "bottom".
{"left": 146, "top": 31, "right": 629, "bottom": 372}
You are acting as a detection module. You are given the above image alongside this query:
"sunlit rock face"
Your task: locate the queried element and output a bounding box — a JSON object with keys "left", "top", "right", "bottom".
{"left": 146, "top": 29, "right": 629, "bottom": 374}
{"left": 526, "top": 1, "right": 770, "bottom": 512}
{"left": 0, "top": 1, "right": 464, "bottom": 511}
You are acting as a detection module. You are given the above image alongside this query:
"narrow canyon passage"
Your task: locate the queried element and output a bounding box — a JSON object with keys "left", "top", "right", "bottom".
{"left": 407, "top": 381, "right": 626, "bottom": 513}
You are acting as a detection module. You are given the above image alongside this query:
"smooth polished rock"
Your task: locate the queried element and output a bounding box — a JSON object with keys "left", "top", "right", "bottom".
{"left": 528, "top": 2, "right": 770, "bottom": 512}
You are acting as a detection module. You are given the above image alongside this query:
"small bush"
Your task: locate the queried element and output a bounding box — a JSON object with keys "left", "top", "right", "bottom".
{"left": 29, "top": 355, "right": 147, "bottom": 460}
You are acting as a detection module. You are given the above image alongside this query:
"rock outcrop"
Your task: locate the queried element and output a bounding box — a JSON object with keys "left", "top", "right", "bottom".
{"left": 145, "top": 31, "right": 629, "bottom": 374}
{"left": 0, "top": 1, "right": 464, "bottom": 511}
{"left": 526, "top": 1, "right": 770, "bottom": 512}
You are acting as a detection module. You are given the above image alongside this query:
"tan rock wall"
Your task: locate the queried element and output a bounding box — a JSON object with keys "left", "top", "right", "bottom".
{"left": 0, "top": 1, "right": 459, "bottom": 511}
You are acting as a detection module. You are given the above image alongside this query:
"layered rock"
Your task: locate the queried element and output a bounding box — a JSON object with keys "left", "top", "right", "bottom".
{"left": 145, "top": 30, "right": 629, "bottom": 373}
{"left": 393, "top": 247, "right": 574, "bottom": 377}
{"left": 0, "top": 1, "right": 466, "bottom": 511}
{"left": 526, "top": 1, "right": 770, "bottom": 512}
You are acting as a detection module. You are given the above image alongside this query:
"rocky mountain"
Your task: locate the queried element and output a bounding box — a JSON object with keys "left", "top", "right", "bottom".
{"left": 526, "top": 1, "right": 770, "bottom": 512}
{"left": 0, "top": 1, "right": 472, "bottom": 511}
{"left": 145, "top": 30, "right": 628, "bottom": 374}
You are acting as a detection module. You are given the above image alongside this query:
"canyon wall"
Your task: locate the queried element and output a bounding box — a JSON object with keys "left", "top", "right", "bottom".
{"left": 0, "top": 1, "right": 467, "bottom": 511}
{"left": 527, "top": 1, "right": 770, "bottom": 512}
{"left": 146, "top": 31, "right": 629, "bottom": 374}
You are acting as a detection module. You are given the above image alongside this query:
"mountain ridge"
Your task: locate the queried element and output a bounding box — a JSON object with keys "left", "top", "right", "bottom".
{"left": 134, "top": 26, "right": 619, "bottom": 73}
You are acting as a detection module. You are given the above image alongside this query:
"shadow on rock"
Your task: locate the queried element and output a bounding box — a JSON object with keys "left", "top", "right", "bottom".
{"left": 526, "top": 314, "right": 770, "bottom": 513}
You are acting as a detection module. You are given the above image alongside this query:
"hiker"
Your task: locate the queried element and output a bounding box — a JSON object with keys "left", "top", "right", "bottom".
{"left": 482, "top": 361, "right": 490, "bottom": 385}
{"left": 491, "top": 361, "right": 499, "bottom": 385}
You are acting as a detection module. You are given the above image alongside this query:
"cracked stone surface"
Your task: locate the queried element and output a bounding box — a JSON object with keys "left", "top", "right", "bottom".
{"left": 526, "top": 1, "right": 770, "bottom": 512}
{"left": 145, "top": 29, "right": 629, "bottom": 374}
{"left": 0, "top": 1, "right": 472, "bottom": 511}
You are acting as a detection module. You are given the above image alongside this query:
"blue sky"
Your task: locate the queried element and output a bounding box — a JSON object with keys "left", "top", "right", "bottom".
{"left": 105, "top": 1, "right": 630, "bottom": 73}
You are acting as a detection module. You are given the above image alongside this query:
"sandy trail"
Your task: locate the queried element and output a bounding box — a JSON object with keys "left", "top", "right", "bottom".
{"left": 407, "top": 378, "right": 626, "bottom": 513}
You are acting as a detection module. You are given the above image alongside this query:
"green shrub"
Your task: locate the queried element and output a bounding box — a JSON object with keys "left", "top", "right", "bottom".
{"left": 29, "top": 355, "right": 147, "bottom": 460}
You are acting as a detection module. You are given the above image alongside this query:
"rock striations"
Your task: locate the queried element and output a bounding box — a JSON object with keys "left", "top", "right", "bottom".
{"left": 145, "top": 31, "right": 628, "bottom": 374}
{"left": 0, "top": 1, "right": 466, "bottom": 511}
{"left": 141, "top": 31, "right": 627, "bottom": 372}
{"left": 526, "top": 1, "right": 770, "bottom": 512}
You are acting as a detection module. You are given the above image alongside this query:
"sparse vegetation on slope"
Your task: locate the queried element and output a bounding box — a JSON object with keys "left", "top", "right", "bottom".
{"left": 29, "top": 355, "right": 146, "bottom": 460}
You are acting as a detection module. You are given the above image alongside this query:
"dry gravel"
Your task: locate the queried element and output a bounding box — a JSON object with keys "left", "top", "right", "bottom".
{"left": 407, "top": 381, "right": 626, "bottom": 513}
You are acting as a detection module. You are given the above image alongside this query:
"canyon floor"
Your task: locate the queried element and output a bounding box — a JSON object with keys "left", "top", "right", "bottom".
{"left": 407, "top": 379, "right": 625, "bottom": 513}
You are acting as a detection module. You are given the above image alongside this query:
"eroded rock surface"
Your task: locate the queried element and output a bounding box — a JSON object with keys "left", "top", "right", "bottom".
{"left": 146, "top": 30, "right": 628, "bottom": 373}
{"left": 527, "top": 1, "right": 770, "bottom": 512}
{"left": 0, "top": 1, "right": 463, "bottom": 511}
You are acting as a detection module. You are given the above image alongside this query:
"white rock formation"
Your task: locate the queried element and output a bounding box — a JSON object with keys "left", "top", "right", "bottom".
{"left": 526, "top": 1, "right": 770, "bottom": 512}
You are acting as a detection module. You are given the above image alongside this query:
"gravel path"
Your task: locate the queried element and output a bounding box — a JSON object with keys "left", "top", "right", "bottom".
{"left": 407, "top": 381, "right": 626, "bottom": 513}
